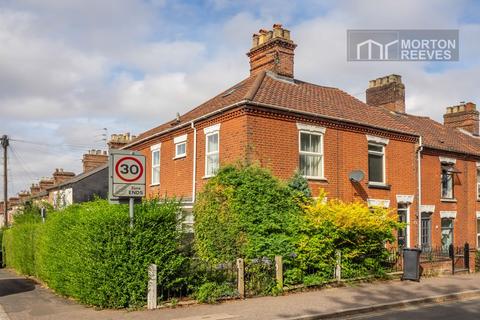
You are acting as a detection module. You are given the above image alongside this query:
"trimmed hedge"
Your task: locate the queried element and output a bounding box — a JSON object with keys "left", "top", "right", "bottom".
{"left": 3, "top": 199, "right": 187, "bottom": 308}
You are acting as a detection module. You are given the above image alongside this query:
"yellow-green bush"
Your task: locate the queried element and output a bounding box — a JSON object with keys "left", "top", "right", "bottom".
{"left": 294, "top": 191, "right": 403, "bottom": 280}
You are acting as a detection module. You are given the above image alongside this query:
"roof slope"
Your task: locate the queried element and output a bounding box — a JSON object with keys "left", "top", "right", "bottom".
{"left": 388, "top": 112, "right": 480, "bottom": 156}
{"left": 133, "top": 71, "right": 416, "bottom": 145}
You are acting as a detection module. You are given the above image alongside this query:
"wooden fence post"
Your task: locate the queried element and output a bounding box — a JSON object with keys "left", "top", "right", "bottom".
{"left": 147, "top": 264, "right": 157, "bottom": 310}
{"left": 335, "top": 250, "right": 341, "bottom": 282}
{"left": 275, "top": 255, "right": 283, "bottom": 289}
{"left": 237, "top": 258, "right": 245, "bottom": 299}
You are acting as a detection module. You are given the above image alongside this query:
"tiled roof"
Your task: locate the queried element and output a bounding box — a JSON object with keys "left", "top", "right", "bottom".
{"left": 252, "top": 73, "right": 414, "bottom": 133}
{"left": 131, "top": 71, "right": 417, "bottom": 146}
{"left": 388, "top": 112, "right": 480, "bottom": 157}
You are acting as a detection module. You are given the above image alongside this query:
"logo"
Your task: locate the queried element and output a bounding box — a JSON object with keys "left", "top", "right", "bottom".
{"left": 347, "top": 30, "right": 459, "bottom": 61}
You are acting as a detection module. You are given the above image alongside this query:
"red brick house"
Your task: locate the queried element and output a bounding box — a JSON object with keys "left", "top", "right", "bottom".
{"left": 389, "top": 102, "right": 480, "bottom": 250}
{"left": 125, "top": 24, "right": 480, "bottom": 251}
{"left": 125, "top": 24, "right": 421, "bottom": 246}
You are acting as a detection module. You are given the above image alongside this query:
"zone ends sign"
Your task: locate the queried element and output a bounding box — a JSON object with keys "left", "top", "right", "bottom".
{"left": 109, "top": 150, "right": 146, "bottom": 199}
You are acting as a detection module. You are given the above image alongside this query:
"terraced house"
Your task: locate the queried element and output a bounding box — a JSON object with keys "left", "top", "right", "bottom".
{"left": 124, "top": 24, "right": 480, "bottom": 252}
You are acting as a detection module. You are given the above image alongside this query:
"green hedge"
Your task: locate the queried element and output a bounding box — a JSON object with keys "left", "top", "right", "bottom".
{"left": 3, "top": 199, "right": 187, "bottom": 308}
{"left": 194, "top": 164, "right": 304, "bottom": 263}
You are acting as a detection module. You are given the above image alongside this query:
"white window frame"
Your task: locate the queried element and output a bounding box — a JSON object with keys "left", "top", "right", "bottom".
{"left": 173, "top": 134, "right": 188, "bottom": 159}
{"left": 440, "top": 163, "right": 455, "bottom": 200}
{"left": 296, "top": 123, "right": 326, "bottom": 180}
{"left": 298, "top": 131, "right": 324, "bottom": 179}
{"left": 150, "top": 144, "right": 161, "bottom": 186}
{"left": 477, "top": 215, "right": 480, "bottom": 249}
{"left": 368, "top": 142, "right": 386, "bottom": 185}
{"left": 204, "top": 124, "right": 220, "bottom": 178}
{"left": 477, "top": 166, "right": 480, "bottom": 201}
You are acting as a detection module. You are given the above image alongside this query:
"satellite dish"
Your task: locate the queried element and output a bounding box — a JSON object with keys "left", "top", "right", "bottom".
{"left": 349, "top": 170, "right": 365, "bottom": 183}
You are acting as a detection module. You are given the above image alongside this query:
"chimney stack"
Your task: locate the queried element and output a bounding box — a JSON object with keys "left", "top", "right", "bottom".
{"left": 82, "top": 149, "right": 108, "bottom": 173}
{"left": 52, "top": 168, "right": 75, "bottom": 185}
{"left": 30, "top": 184, "right": 41, "bottom": 196}
{"left": 8, "top": 197, "right": 19, "bottom": 207}
{"left": 444, "top": 102, "right": 479, "bottom": 135}
{"left": 247, "top": 24, "right": 297, "bottom": 78}
{"left": 107, "top": 133, "right": 135, "bottom": 150}
{"left": 39, "top": 178, "right": 54, "bottom": 191}
{"left": 18, "top": 191, "right": 30, "bottom": 203}
{"left": 366, "top": 74, "right": 405, "bottom": 113}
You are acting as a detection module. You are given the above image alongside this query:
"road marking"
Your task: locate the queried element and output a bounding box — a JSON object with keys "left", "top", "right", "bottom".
{"left": 0, "top": 304, "right": 10, "bottom": 320}
{"left": 172, "top": 314, "right": 238, "bottom": 320}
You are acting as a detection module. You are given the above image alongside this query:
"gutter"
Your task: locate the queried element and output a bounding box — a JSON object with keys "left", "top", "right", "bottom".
{"left": 417, "top": 136, "right": 423, "bottom": 248}
{"left": 191, "top": 122, "right": 197, "bottom": 203}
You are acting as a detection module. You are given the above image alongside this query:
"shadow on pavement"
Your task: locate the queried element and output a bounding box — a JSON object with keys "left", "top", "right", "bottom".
{"left": 0, "top": 278, "right": 36, "bottom": 297}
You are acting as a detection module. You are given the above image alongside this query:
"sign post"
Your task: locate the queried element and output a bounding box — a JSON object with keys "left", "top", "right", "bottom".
{"left": 109, "top": 150, "right": 146, "bottom": 227}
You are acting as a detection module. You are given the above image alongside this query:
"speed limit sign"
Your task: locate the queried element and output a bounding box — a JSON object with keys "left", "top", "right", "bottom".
{"left": 110, "top": 151, "right": 146, "bottom": 198}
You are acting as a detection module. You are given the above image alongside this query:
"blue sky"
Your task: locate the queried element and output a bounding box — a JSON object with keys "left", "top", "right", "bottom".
{"left": 1, "top": 0, "right": 480, "bottom": 197}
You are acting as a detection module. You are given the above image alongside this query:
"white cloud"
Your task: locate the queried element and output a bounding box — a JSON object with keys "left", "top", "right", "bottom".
{"left": 2, "top": 0, "right": 480, "bottom": 197}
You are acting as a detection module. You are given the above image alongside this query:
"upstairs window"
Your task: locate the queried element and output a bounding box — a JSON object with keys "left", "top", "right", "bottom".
{"left": 441, "top": 165, "right": 454, "bottom": 199}
{"left": 368, "top": 143, "right": 385, "bottom": 184}
{"left": 151, "top": 144, "right": 161, "bottom": 185}
{"left": 205, "top": 132, "right": 219, "bottom": 177}
{"left": 299, "top": 132, "right": 323, "bottom": 178}
{"left": 477, "top": 168, "right": 480, "bottom": 200}
{"left": 174, "top": 134, "right": 187, "bottom": 159}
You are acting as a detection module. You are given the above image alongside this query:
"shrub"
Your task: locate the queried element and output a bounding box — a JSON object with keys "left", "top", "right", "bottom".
{"left": 193, "top": 164, "right": 303, "bottom": 263}
{"left": 296, "top": 191, "right": 403, "bottom": 280}
{"left": 288, "top": 170, "right": 312, "bottom": 198}
{"left": 194, "top": 282, "right": 236, "bottom": 303}
{"left": 4, "top": 199, "right": 188, "bottom": 308}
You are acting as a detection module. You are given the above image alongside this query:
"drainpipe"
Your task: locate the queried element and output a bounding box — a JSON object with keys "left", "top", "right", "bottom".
{"left": 417, "top": 136, "right": 423, "bottom": 248}
{"left": 191, "top": 122, "right": 197, "bottom": 203}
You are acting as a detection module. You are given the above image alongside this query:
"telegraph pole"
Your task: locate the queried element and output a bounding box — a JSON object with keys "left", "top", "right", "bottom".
{"left": 1, "top": 135, "right": 8, "bottom": 226}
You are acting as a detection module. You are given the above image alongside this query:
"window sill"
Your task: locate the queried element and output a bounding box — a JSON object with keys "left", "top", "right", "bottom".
{"left": 304, "top": 176, "right": 328, "bottom": 182}
{"left": 150, "top": 183, "right": 160, "bottom": 187}
{"left": 367, "top": 182, "right": 391, "bottom": 190}
{"left": 173, "top": 155, "right": 186, "bottom": 160}
{"left": 202, "top": 175, "right": 215, "bottom": 179}
{"left": 441, "top": 198, "right": 457, "bottom": 203}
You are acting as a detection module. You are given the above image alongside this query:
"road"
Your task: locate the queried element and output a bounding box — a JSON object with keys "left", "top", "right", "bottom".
{"left": 348, "top": 297, "right": 480, "bottom": 320}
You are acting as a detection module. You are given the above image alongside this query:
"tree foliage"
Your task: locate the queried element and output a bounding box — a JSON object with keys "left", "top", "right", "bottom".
{"left": 194, "top": 164, "right": 303, "bottom": 263}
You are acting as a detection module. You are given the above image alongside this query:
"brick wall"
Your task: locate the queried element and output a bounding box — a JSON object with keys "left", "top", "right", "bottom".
{"left": 420, "top": 150, "right": 479, "bottom": 249}
{"left": 131, "top": 105, "right": 421, "bottom": 247}
{"left": 134, "top": 108, "right": 249, "bottom": 200}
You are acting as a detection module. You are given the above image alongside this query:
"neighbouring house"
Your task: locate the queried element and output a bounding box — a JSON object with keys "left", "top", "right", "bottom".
{"left": 124, "top": 24, "right": 423, "bottom": 246}
{"left": 48, "top": 165, "right": 108, "bottom": 208}
{"left": 46, "top": 150, "right": 109, "bottom": 208}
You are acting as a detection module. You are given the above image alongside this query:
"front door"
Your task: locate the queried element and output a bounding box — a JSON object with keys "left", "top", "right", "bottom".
{"left": 441, "top": 218, "right": 454, "bottom": 251}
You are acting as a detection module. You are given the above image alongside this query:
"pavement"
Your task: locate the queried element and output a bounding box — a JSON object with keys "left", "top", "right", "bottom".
{"left": 1, "top": 268, "right": 480, "bottom": 320}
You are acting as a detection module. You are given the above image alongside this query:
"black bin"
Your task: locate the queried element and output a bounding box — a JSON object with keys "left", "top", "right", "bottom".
{"left": 402, "top": 248, "right": 422, "bottom": 281}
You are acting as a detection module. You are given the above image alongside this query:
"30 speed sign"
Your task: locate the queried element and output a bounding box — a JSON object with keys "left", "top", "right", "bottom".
{"left": 110, "top": 151, "right": 146, "bottom": 198}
